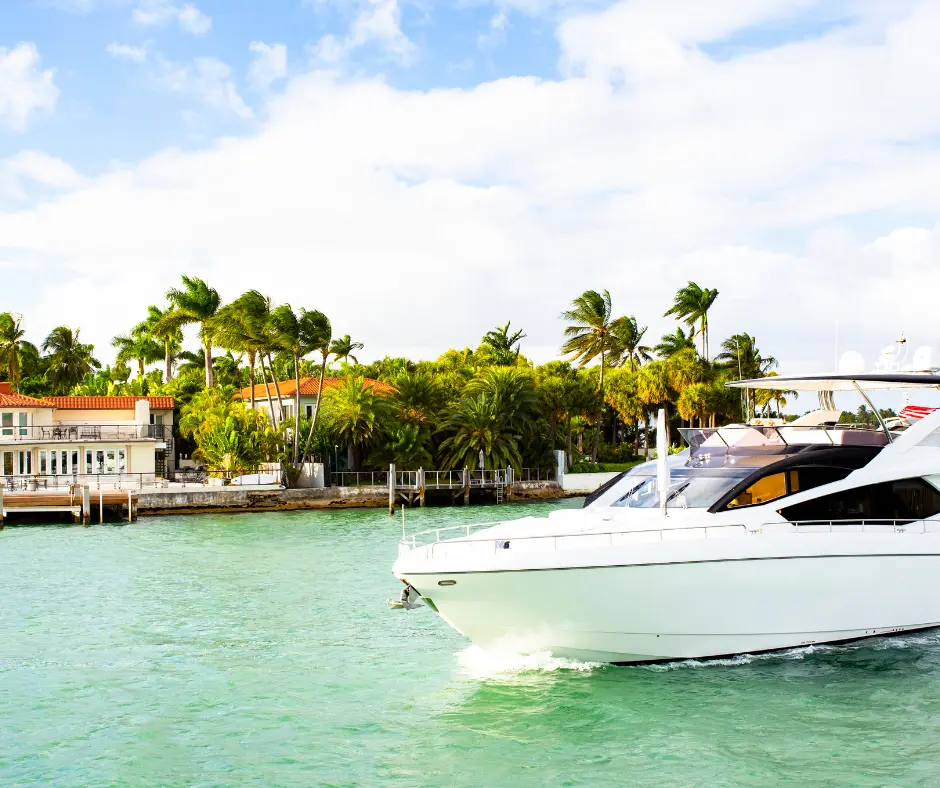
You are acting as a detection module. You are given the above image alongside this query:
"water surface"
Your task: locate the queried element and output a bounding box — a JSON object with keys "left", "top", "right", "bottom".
{"left": 3, "top": 501, "right": 940, "bottom": 786}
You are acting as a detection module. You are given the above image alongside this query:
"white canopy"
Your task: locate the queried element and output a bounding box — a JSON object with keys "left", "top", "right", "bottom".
{"left": 727, "top": 373, "right": 940, "bottom": 392}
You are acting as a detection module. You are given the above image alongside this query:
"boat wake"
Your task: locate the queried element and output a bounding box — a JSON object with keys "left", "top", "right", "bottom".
{"left": 639, "top": 630, "right": 940, "bottom": 671}
{"left": 456, "top": 645, "right": 600, "bottom": 679}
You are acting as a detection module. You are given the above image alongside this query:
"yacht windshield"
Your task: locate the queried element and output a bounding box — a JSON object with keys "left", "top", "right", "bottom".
{"left": 610, "top": 466, "right": 752, "bottom": 509}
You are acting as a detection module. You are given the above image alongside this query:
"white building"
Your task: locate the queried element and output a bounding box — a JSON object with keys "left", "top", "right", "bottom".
{"left": 0, "top": 383, "right": 174, "bottom": 489}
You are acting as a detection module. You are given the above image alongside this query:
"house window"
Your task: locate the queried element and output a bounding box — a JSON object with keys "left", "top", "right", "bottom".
{"left": 1, "top": 451, "right": 12, "bottom": 476}
{"left": 17, "top": 450, "right": 31, "bottom": 475}
{"left": 18, "top": 413, "right": 27, "bottom": 436}
{"left": 305, "top": 405, "right": 313, "bottom": 419}
{"left": 1, "top": 412, "right": 12, "bottom": 436}
{"left": 780, "top": 478, "right": 940, "bottom": 523}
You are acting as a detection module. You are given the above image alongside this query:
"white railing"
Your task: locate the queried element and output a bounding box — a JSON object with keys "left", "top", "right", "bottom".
{"left": 400, "top": 518, "right": 940, "bottom": 557}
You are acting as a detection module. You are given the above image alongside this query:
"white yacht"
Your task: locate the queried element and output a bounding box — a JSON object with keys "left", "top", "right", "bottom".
{"left": 392, "top": 373, "right": 940, "bottom": 664}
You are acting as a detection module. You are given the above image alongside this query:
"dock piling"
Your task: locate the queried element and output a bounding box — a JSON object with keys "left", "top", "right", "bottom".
{"left": 0, "top": 484, "right": 4, "bottom": 529}
{"left": 463, "top": 466, "right": 470, "bottom": 506}
{"left": 128, "top": 490, "right": 133, "bottom": 523}
{"left": 418, "top": 467, "right": 425, "bottom": 508}
{"left": 388, "top": 463, "right": 396, "bottom": 516}
{"left": 82, "top": 486, "right": 90, "bottom": 525}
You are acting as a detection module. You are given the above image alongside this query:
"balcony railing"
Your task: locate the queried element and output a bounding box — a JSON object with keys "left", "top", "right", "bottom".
{"left": 0, "top": 424, "right": 172, "bottom": 443}
{"left": 0, "top": 473, "right": 159, "bottom": 491}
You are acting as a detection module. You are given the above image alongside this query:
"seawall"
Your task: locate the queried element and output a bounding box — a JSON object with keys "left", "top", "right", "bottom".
{"left": 137, "top": 480, "right": 581, "bottom": 515}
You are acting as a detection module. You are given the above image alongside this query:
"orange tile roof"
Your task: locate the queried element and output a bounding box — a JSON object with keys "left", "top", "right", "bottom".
{"left": 0, "top": 382, "right": 55, "bottom": 408}
{"left": 47, "top": 396, "right": 176, "bottom": 410}
{"left": 235, "top": 377, "right": 394, "bottom": 401}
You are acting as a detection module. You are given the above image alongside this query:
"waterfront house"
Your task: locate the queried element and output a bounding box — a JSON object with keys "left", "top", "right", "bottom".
{"left": 0, "top": 382, "right": 174, "bottom": 489}
{"left": 234, "top": 377, "right": 394, "bottom": 423}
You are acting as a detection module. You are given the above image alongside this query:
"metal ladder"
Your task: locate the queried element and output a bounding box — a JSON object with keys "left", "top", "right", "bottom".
{"left": 495, "top": 484, "right": 504, "bottom": 504}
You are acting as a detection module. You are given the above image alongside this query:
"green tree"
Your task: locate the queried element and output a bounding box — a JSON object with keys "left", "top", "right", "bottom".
{"left": 609, "top": 315, "right": 652, "bottom": 370}
{"left": 323, "top": 376, "right": 389, "bottom": 470}
{"left": 654, "top": 326, "right": 697, "bottom": 359}
{"left": 112, "top": 330, "right": 163, "bottom": 378}
{"left": 604, "top": 368, "right": 644, "bottom": 455}
{"left": 637, "top": 360, "right": 673, "bottom": 451}
{"left": 271, "top": 304, "right": 332, "bottom": 465}
{"left": 42, "top": 326, "right": 101, "bottom": 394}
{"left": 161, "top": 275, "right": 222, "bottom": 388}
{"left": 437, "top": 396, "right": 522, "bottom": 471}
{"left": 481, "top": 321, "right": 526, "bottom": 365}
{"left": 664, "top": 282, "right": 719, "bottom": 360}
{"left": 560, "top": 289, "right": 616, "bottom": 461}
{"left": 329, "top": 334, "right": 364, "bottom": 367}
{"left": 137, "top": 305, "right": 183, "bottom": 383}
{"left": 0, "top": 312, "right": 27, "bottom": 391}
{"left": 716, "top": 333, "right": 778, "bottom": 420}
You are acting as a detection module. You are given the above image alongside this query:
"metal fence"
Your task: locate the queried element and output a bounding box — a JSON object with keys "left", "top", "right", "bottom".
{"left": 330, "top": 470, "right": 390, "bottom": 487}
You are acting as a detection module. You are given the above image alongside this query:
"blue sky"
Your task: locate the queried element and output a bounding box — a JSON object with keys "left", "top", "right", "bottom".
{"left": 0, "top": 0, "right": 563, "bottom": 169}
{"left": 1, "top": 0, "right": 940, "bottom": 404}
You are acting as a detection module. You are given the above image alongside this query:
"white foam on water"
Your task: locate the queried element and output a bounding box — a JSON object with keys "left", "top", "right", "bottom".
{"left": 456, "top": 645, "right": 600, "bottom": 679}
{"left": 639, "top": 643, "right": 845, "bottom": 671}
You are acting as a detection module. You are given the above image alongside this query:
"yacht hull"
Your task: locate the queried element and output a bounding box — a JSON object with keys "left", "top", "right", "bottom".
{"left": 399, "top": 554, "right": 940, "bottom": 663}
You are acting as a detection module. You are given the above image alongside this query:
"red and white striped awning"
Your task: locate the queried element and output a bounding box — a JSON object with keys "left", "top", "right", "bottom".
{"left": 899, "top": 405, "right": 937, "bottom": 421}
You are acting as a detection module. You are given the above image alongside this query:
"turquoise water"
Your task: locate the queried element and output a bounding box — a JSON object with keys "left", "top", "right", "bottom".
{"left": 3, "top": 501, "right": 940, "bottom": 787}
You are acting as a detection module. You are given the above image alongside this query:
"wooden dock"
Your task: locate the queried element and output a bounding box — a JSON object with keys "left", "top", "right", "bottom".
{"left": 387, "top": 466, "right": 514, "bottom": 512}
{"left": 0, "top": 486, "right": 138, "bottom": 527}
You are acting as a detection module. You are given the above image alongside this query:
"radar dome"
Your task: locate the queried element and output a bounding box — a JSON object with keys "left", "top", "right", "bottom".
{"left": 838, "top": 351, "right": 866, "bottom": 374}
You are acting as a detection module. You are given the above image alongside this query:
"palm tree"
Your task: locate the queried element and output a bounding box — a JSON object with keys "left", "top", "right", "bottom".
{"left": 112, "top": 331, "right": 163, "bottom": 378}
{"left": 299, "top": 312, "right": 332, "bottom": 464}
{"left": 437, "top": 395, "right": 523, "bottom": 471}
{"left": 560, "top": 289, "right": 615, "bottom": 461}
{"left": 481, "top": 321, "right": 526, "bottom": 365}
{"left": 654, "top": 327, "right": 697, "bottom": 359}
{"left": 0, "top": 312, "right": 26, "bottom": 391}
{"left": 717, "top": 333, "right": 778, "bottom": 420}
{"left": 271, "top": 305, "right": 331, "bottom": 464}
{"left": 42, "top": 326, "right": 100, "bottom": 394}
{"left": 609, "top": 315, "right": 652, "bottom": 370}
{"left": 329, "top": 334, "right": 364, "bottom": 367}
{"left": 212, "top": 291, "right": 278, "bottom": 418}
{"left": 664, "top": 282, "right": 719, "bottom": 360}
{"left": 136, "top": 305, "right": 183, "bottom": 383}
{"left": 323, "top": 376, "right": 389, "bottom": 470}
{"left": 160, "top": 276, "right": 222, "bottom": 388}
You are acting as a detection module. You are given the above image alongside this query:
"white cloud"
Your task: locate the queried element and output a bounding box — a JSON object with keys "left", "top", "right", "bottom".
{"left": 478, "top": 9, "right": 509, "bottom": 51}
{"left": 106, "top": 42, "right": 149, "bottom": 63}
{"left": 313, "top": 0, "right": 416, "bottom": 65}
{"left": 132, "top": 1, "right": 212, "bottom": 35}
{"left": 154, "top": 54, "right": 254, "bottom": 119}
{"left": 4, "top": 1, "right": 940, "bottom": 378}
{"left": 0, "top": 151, "right": 83, "bottom": 202}
{"left": 248, "top": 42, "right": 288, "bottom": 90}
{"left": 0, "top": 43, "right": 59, "bottom": 131}
{"left": 154, "top": 55, "right": 253, "bottom": 118}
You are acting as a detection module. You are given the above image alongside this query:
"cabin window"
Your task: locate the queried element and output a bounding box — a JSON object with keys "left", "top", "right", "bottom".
{"left": 780, "top": 478, "right": 940, "bottom": 523}
{"left": 725, "top": 466, "right": 852, "bottom": 510}
{"left": 728, "top": 472, "right": 789, "bottom": 508}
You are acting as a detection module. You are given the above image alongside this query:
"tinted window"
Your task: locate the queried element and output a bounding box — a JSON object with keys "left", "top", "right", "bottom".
{"left": 780, "top": 478, "right": 940, "bottom": 523}
{"left": 725, "top": 465, "right": 851, "bottom": 510}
